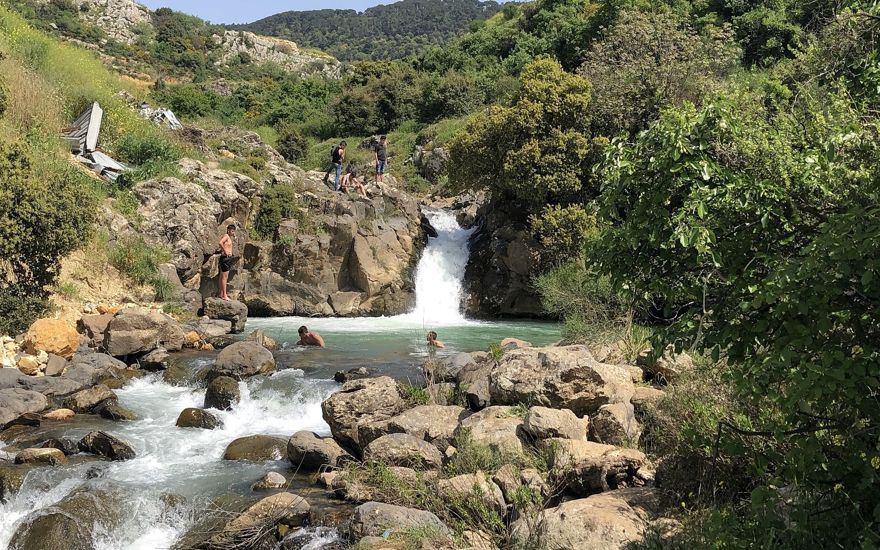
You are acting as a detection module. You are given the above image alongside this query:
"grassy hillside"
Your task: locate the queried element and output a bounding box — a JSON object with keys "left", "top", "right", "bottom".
{"left": 233, "top": 0, "right": 502, "bottom": 61}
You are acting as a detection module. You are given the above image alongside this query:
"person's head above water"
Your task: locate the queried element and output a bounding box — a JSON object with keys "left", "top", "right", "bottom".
{"left": 427, "top": 331, "right": 438, "bottom": 341}
{"left": 298, "top": 326, "right": 309, "bottom": 336}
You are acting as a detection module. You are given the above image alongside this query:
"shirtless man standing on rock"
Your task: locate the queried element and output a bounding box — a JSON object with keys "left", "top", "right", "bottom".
{"left": 298, "top": 326, "right": 325, "bottom": 348}
{"left": 218, "top": 224, "right": 235, "bottom": 301}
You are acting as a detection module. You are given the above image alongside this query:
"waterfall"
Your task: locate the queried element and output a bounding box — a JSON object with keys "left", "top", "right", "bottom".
{"left": 408, "top": 208, "right": 476, "bottom": 325}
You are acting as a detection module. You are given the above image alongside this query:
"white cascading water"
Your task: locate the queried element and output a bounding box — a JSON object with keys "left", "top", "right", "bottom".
{"left": 408, "top": 208, "right": 476, "bottom": 325}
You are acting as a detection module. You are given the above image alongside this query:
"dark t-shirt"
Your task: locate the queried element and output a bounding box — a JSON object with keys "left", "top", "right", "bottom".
{"left": 375, "top": 143, "right": 387, "bottom": 161}
{"left": 332, "top": 146, "right": 343, "bottom": 164}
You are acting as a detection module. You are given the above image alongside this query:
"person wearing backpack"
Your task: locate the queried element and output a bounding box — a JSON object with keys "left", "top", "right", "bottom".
{"left": 323, "top": 141, "right": 346, "bottom": 191}
{"left": 374, "top": 135, "right": 388, "bottom": 184}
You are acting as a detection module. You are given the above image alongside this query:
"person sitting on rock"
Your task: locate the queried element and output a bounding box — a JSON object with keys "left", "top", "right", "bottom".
{"left": 298, "top": 326, "right": 325, "bottom": 348}
{"left": 426, "top": 331, "right": 444, "bottom": 349}
{"left": 218, "top": 224, "right": 236, "bottom": 301}
{"left": 341, "top": 162, "right": 369, "bottom": 199}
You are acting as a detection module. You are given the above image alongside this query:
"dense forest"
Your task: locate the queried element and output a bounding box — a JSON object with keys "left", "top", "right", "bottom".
{"left": 232, "top": 0, "right": 503, "bottom": 61}
{"left": 2, "top": 0, "right": 880, "bottom": 547}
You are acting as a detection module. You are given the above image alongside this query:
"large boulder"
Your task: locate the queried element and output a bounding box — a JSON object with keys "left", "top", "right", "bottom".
{"left": 103, "top": 308, "right": 185, "bottom": 356}
{"left": 9, "top": 488, "right": 122, "bottom": 550}
{"left": 62, "top": 384, "right": 117, "bottom": 413}
{"left": 223, "top": 435, "right": 288, "bottom": 462}
{"left": 78, "top": 431, "right": 136, "bottom": 461}
{"left": 357, "top": 405, "right": 469, "bottom": 451}
{"left": 176, "top": 408, "right": 223, "bottom": 429}
{"left": 204, "top": 493, "right": 310, "bottom": 549}
{"left": 363, "top": 433, "right": 443, "bottom": 470}
{"left": 348, "top": 502, "right": 451, "bottom": 540}
{"left": 321, "top": 376, "right": 406, "bottom": 453}
{"left": 455, "top": 352, "right": 494, "bottom": 410}
{"left": 23, "top": 319, "right": 79, "bottom": 359}
{"left": 287, "top": 431, "right": 352, "bottom": 471}
{"left": 0, "top": 389, "right": 48, "bottom": 429}
{"left": 203, "top": 298, "right": 249, "bottom": 333}
{"left": 15, "top": 448, "right": 67, "bottom": 466}
{"left": 590, "top": 403, "right": 642, "bottom": 446}
{"left": 133, "top": 176, "right": 223, "bottom": 281}
{"left": 630, "top": 386, "right": 665, "bottom": 417}
{"left": 532, "top": 488, "right": 660, "bottom": 550}
{"left": 208, "top": 341, "right": 275, "bottom": 381}
{"left": 523, "top": 406, "right": 587, "bottom": 441}
{"left": 545, "top": 439, "right": 649, "bottom": 496}
{"left": 489, "top": 346, "right": 635, "bottom": 416}
{"left": 204, "top": 376, "right": 240, "bottom": 410}
{"left": 454, "top": 406, "right": 527, "bottom": 456}
{"left": 77, "top": 314, "right": 113, "bottom": 347}
{"left": 438, "top": 471, "right": 506, "bottom": 518}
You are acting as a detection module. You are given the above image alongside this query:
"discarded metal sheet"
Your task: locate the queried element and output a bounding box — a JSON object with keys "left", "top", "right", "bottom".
{"left": 63, "top": 102, "right": 103, "bottom": 153}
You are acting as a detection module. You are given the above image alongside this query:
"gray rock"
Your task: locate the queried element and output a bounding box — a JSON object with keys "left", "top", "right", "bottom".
{"left": 208, "top": 341, "right": 275, "bottom": 381}
{"left": 363, "top": 433, "right": 443, "bottom": 470}
{"left": 204, "top": 376, "right": 240, "bottom": 410}
{"left": 203, "top": 298, "right": 248, "bottom": 333}
{"left": 138, "top": 348, "right": 170, "bottom": 370}
{"left": 251, "top": 471, "right": 287, "bottom": 491}
{"left": 0, "top": 389, "right": 48, "bottom": 429}
{"left": 78, "top": 431, "right": 136, "bottom": 461}
{"left": 103, "top": 308, "right": 185, "bottom": 357}
{"left": 77, "top": 314, "right": 113, "bottom": 347}
{"left": 62, "top": 385, "right": 117, "bottom": 413}
{"left": 44, "top": 354, "right": 67, "bottom": 377}
{"left": 358, "top": 405, "right": 469, "bottom": 451}
{"left": 544, "top": 439, "right": 648, "bottom": 496}
{"left": 287, "top": 431, "right": 352, "bottom": 471}
{"left": 15, "top": 448, "right": 67, "bottom": 466}
{"left": 0, "top": 463, "right": 29, "bottom": 503}
{"left": 223, "top": 435, "right": 288, "bottom": 462}
{"left": 333, "top": 367, "right": 375, "bottom": 384}
{"left": 40, "top": 437, "right": 79, "bottom": 456}
{"left": 349, "top": 501, "right": 451, "bottom": 540}
{"left": 97, "top": 402, "right": 139, "bottom": 421}
{"left": 176, "top": 408, "right": 222, "bottom": 429}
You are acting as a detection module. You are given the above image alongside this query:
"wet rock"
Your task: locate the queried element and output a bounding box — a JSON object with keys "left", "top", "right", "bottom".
{"left": 103, "top": 307, "right": 185, "bottom": 356}
{"left": 333, "top": 367, "right": 375, "bottom": 384}
{"left": 23, "top": 318, "right": 79, "bottom": 359}
{"left": 287, "top": 431, "right": 352, "bottom": 471}
{"left": 98, "top": 401, "right": 139, "bottom": 421}
{"left": 176, "top": 408, "right": 223, "bottom": 429}
{"left": 0, "top": 463, "right": 29, "bottom": 503}
{"left": 62, "top": 384, "right": 117, "bottom": 413}
{"left": 138, "top": 348, "right": 170, "bottom": 370}
{"left": 363, "top": 433, "right": 443, "bottom": 470}
{"left": 204, "top": 375, "right": 240, "bottom": 410}
{"left": 590, "top": 403, "right": 642, "bottom": 446}
{"left": 208, "top": 341, "right": 275, "bottom": 381}
{"left": 4, "top": 412, "right": 40, "bottom": 428}
{"left": 349, "top": 501, "right": 451, "bottom": 540}
{"left": 63, "top": 351, "right": 128, "bottom": 388}
{"left": 15, "top": 448, "right": 67, "bottom": 466}
{"left": 531, "top": 487, "right": 660, "bottom": 550}
{"left": 205, "top": 493, "right": 311, "bottom": 549}
{"left": 43, "top": 408, "right": 75, "bottom": 421}
{"left": 321, "top": 376, "right": 406, "bottom": 453}
{"left": 523, "top": 406, "right": 587, "bottom": 441}
{"left": 454, "top": 406, "right": 527, "bottom": 456}
{"left": 438, "top": 471, "right": 507, "bottom": 518}
{"left": 44, "top": 354, "right": 67, "bottom": 377}
{"left": 207, "top": 334, "right": 236, "bottom": 349}
{"left": 40, "top": 437, "right": 79, "bottom": 456}
{"left": 545, "top": 439, "right": 648, "bottom": 496}
{"left": 358, "top": 405, "right": 469, "bottom": 451}
{"left": 203, "top": 298, "right": 248, "bottom": 333}
{"left": 9, "top": 487, "right": 122, "bottom": 550}
{"left": 252, "top": 471, "right": 287, "bottom": 491}
{"left": 489, "top": 345, "right": 635, "bottom": 416}
{"left": 78, "top": 431, "right": 137, "bottom": 461}
{"left": 223, "top": 435, "right": 288, "bottom": 462}
{"left": 0, "top": 388, "right": 48, "bottom": 429}
{"left": 246, "top": 328, "right": 276, "bottom": 350}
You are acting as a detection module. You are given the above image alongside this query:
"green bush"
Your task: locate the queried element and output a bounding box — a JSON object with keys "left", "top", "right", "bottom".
{"left": 109, "top": 236, "right": 170, "bottom": 288}
{"left": 529, "top": 203, "right": 597, "bottom": 266}
{"left": 114, "top": 129, "right": 181, "bottom": 166}
{"left": 275, "top": 126, "right": 308, "bottom": 164}
{"left": 253, "top": 183, "right": 301, "bottom": 241}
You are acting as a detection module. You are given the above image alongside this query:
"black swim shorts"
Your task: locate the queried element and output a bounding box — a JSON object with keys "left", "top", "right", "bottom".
{"left": 220, "top": 255, "right": 233, "bottom": 273}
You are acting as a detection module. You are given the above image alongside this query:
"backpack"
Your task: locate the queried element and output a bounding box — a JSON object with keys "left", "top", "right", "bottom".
{"left": 330, "top": 145, "right": 340, "bottom": 162}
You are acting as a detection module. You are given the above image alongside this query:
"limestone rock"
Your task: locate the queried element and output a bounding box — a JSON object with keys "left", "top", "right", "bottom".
{"left": 522, "top": 406, "right": 587, "bottom": 441}
{"left": 77, "top": 313, "right": 113, "bottom": 347}
{"left": 103, "top": 308, "right": 185, "bottom": 356}
{"left": 438, "top": 471, "right": 506, "bottom": 517}
{"left": 16, "top": 356, "right": 41, "bottom": 376}
{"left": 252, "top": 471, "right": 287, "bottom": 491}
{"left": 630, "top": 386, "right": 665, "bottom": 417}
{"left": 62, "top": 384, "right": 117, "bottom": 413}
{"left": 9, "top": 487, "right": 122, "bottom": 550}
{"left": 44, "top": 354, "right": 67, "bottom": 377}
{"left": 203, "top": 298, "right": 249, "bottom": 333}
{"left": 43, "top": 408, "right": 75, "bottom": 421}
{"left": 0, "top": 389, "right": 48, "bottom": 429}
{"left": 204, "top": 375, "right": 240, "bottom": 410}
{"left": 545, "top": 439, "right": 649, "bottom": 496}
{"left": 454, "top": 406, "right": 526, "bottom": 456}
{"left": 358, "top": 405, "right": 469, "bottom": 451}
{"left": 489, "top": 345, "right": 635, "bottom": 416}
{"left": 23, "top": 319, "right": 79, "bottom": 359}
{"left": 321, "top": 376, "right": 406, "bottom": 453}
{"left": 363, "top": 433, "right": 444, "bottom": 470}
{"left": 15, "top": 448, "right": 67, "bottom": 466}
{"left": 500, "top": 338, "right": 532, "bottom": 351}
{"left": 349, "top": 501, "right": 451, "bottom": 540}
{"left": 245, "top": 328, "right": 276, "bottom": 350}
{"left": 334, "top": 367, "right": 375, "bottom": 384}
{"left": 223, "top": 435, "right": 288, "bottom": 462}
{"left": 203, "top": 492, "right": 311, "bottom": 549}
{"left": 492, "top": 464, "right": 549, "bottom": 505}
{"left": 637, "top": 350, "right": 694, "bottom": 384}
{"left": 208, "top": 341, "right": 275, "bottom": 381}
{"left": 590, "top": 403, "right": 642, "bottom": 446}
{"left": 287, "top": 431, "right": 352, "bottom": 471}
{"left": 78, "top": 431, "right": 136, "bottom": 461}
{"left": 176, "top": 408, "right": 223, "bottom": 429}
{"left": 138, "top": 348, "right": 170, "bottom": 370}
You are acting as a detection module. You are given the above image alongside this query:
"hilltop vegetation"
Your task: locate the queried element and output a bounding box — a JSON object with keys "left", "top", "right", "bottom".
{"left": 233, "top": 0, "right": 503, "bottom": 61}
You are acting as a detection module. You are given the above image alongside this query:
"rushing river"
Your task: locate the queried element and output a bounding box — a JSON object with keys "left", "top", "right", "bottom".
{"left": 0, "top": 210, "right": 559, "bottom": 549}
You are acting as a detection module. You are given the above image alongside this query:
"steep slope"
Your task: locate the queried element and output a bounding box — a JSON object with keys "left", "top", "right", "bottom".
{"left": 233, "top": 0, "right": 502, "bottom": 61}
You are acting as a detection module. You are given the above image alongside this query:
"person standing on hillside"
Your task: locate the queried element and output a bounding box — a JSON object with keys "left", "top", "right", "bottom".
{"left": 374, "top": 135, "right": 388, "bottom": 184}
{"left": 323, "top": 141, "right": 347, "bottom": 191}
{"left": 218, "top": 224, "right": 235, "bottom": 301}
